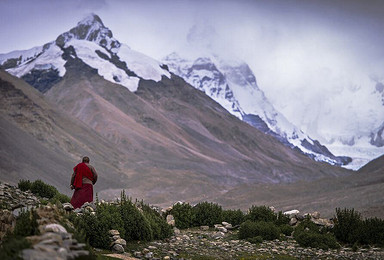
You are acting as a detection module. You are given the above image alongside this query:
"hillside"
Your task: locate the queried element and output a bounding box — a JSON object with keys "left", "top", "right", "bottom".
{"left": 0, "top": 70, "right": 129, "bottom": 195}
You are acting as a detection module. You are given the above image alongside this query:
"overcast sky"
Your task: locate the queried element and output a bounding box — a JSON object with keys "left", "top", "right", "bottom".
{"left": 1, "top": 0, "right": 384, "bottom": 145}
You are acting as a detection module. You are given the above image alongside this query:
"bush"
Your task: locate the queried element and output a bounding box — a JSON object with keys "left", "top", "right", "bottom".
{"left": 280, "top": 224, "right": 294, "bottom": 236}
{"left": 193, "top": 202, "right": 223, "bottom": 227}
{"left": 294, "top": 230, "right": 339, "bottom": 250}
{"left": 222, "top": 209, "right": 245, "bottom": 226}
{"left": 75, "top": 212, "right": 110, "bottom": 249}
{"left": 239, "top": 220, "right": 280, "bottom": 240}
{"left": 294, "top": 219, "right": 339, "bottom": 250}
{"left": 246, "top": 205, "right": 276, "bottom": 223}
{"left": 119, "top": 195, "right": 152, "bottom": 241}
{"left": 333, "top": 208, "right": 362, "bottom": 244}
{"left": 170, "top": 202, "right": 195, "bottom": 229}
{"left": 140, "top": 202, "right": 173, "bottom": 240}
{"left": 0, "top": 236, "right": 31, "bottom": 260}
{"left": 359, "top": 217, "right": 384, "bottom": 246}
{"left": 13, "top": 209, "right": 39, "bottom": 237}
{"left": 51, "top": 193, "right": 71, "bottom": 204}
{"left": 17, "top": 179, "right": 31, "bottom": 192}
{"left": 275, "top": 211, "right": 290, "bottom": 226}
{"left": 30, "top": 180, "right": 58, "bottom": 199}
{"left": 97, "top": 203, "right": 126, "bottom": 239}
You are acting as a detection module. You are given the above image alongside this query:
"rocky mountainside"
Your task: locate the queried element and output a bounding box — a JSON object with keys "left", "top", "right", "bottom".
{"left": 163, "top": 53, "right": 351, "bottom": 167}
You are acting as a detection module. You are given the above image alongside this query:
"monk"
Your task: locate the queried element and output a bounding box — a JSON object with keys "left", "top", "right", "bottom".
{"left": 70, "top": 156, "right": 98, "bottom": 209}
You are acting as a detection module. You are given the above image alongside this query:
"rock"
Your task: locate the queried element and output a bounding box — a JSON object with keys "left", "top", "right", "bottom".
{"left": 217, "top": 226, "right": 228, "bottom": 233}
{"left": 225, "top": 224, "right": 233, "bottom": 230}
{"left": 112, "top": 238, "right": 127, "bottom": 246}
{"left": 145, "top": 252, "right": 153, "bottom": 259}
{"left": 109, "top": 229, "right": 120, "bottom": 236}
{"left": 200, "top": 225, "right": 209, "bottom": 231}
{"left": 311, "top": 211, "right": 321, "bottom": 219}
{"left": 163, "top": 256, "right": 170, "bottom": 260}
{"left": 62, "top": 203, "right": 74, "bottom": 211}
{"left": 112, "top": 244, "right": 125, "bottom": 253}
{"left": 222, "top": 221, "right": 230, "bottom": 226}
{"left": 166, "top": 214, "right": 175, "bottom": 226}
{"left": 289, "top": 217, "right": 298, "bottom": 226}
{"left": 112, "top": 235, "right": 120, "bottom": 241}
{"left": 212, "top": 231, "right": 225, "bottom": 239}
{"left": 311, "top": 218, "right": 334, "bottom": 228}
{"left": 173, "top": 227, "right": 180, "bottom": 235}
{"left": 148, "top": 245, "right": 157, "bottom": 250}
{"left": 134, "top": 251, "right": 142, "bottom": 257}
{"left": 284, "top": 210, "right": 300, "bottom": 218}
{"left": 43, "top": 224, "right": 67, "bottom": 234}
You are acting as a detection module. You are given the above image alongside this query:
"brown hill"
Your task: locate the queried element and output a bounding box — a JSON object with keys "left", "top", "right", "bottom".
{"left": 41, "top": 57, "right": 350, "bottom": 204}
{"left": 0, "top": 70, "right": 129, "bottom": 195}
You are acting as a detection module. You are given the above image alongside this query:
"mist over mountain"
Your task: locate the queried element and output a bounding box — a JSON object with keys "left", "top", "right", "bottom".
{"left": 160, "top": 20, "right": 384, "bottom": 170}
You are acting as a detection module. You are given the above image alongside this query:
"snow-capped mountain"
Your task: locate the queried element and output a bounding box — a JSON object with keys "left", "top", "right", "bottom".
{"left": 0, "top": 14, "right": 170, "bottom": 93}
{"left": 163, "top": 52, "right": 351, "bottom": 166}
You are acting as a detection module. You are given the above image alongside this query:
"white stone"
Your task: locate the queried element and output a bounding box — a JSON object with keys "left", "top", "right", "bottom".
{"left": 283, "top": 210, "right": 300, "bottom": 218}
{"left": 43, "top": 224, "right": 67, "bottom": 234}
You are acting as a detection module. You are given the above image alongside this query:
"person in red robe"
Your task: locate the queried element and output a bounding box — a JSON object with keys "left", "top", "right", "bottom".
{"left": 70, "top": 156, "right": 98, "bottom": 209}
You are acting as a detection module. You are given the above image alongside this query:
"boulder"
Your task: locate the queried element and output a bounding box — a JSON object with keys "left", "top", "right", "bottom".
{"left": 109, "top": 229, "right": 120, "bottom": 236}
{"left": 166, "top": 214, "right": 175, "bottom": 226}
{"left": 217, "top": 226, "right": 228, "bottom": 233}
{"left": 289, "top": 217, "right": 298, "bottom": 226}
{"left": 284, "top": 210, "right": 300, "bottom": 218}
{"left": 43, "top": 224, "right": 67, "bottom": 234}
{"left": 112, "top": 244, "right": 125, "bottom": 253}
{"left": 311, "top": 211, "right": 321, "bottom": 219}
{"left": 62, "top": 203, "right": 74, "bottom": 211}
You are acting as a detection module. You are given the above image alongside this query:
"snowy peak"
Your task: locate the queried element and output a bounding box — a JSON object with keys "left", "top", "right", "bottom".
{"left": 1, "top": 14, "right": 170, "bottom": 93}
{"left": 56, "top": 13, "right": 120, "bottom": 52}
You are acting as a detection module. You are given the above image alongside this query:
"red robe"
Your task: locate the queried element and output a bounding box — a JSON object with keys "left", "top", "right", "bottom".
{"left": 70, "top": 163, "right": 94, "bottom": 209}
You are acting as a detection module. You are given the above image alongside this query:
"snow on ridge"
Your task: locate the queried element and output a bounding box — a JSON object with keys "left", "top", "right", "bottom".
{"left": 7, "top": 43, "right": 66, "bottom": 78}
{"left": 117, "top": 44, "right": 170, "bottom": 82}
{"left": 0, "top": 46, "right": 43, "bottom": 66}
{"left": 68, "top": 39, "right": 139, "bottom": 92}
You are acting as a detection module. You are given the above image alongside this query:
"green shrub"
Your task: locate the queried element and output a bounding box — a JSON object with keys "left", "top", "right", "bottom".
{"left": 142, "top": 205, "right": 173, "bottom": 240}
{"left": 333, "top": 208, "right": 362, "bottom": 244}
{"left": 0, "top": 236, "right": 31, "bottom": 260}
{"left": 280, "top": 224, "right": 294, "bottom": 236}
{"left": 193, "top": 202, "right": 223, "bottom": 227}
{"left": 359, "top": 217, "right": 384, "bottom": 246}
{"left": 294, "top": 230, "right": 339, "bottom": 250}
{"left": 30, "top": 180, "right": 58, "bottom": 199}
{"left": 75, "top": 212, "right": 110, "bottom": 249}
{"left": 246, "top": 205, "right": 276, "bottom": 223}
{"left": 17, "top": 179, "right": 31, "bottom": 192}
{"left": 13, "top": 209, "right": 39, "bottom": 237}
{"left": 119, "top": 195, "right": 152, "bottom": 241}
{"left": 97, "top": 203, "right": 126, "bottom": 239}
{"left": 51, "top": 193, "right": 71, "bottom": 204}
{"left": 222, "top": 209, "right": 245, "bottom": 226}
{"left": 239, "top": 220, "right": 280, "bottom": 240}
{"left": 170, "top": 202, "right": 195, "bottom": 229}
{"left": 294, "top": 219, "right": 339, "bottom": 250}
{"left": 275, "top": 211, "right": 290, "bottom": 226}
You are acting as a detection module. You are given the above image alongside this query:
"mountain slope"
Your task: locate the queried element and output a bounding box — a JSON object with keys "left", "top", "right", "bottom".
{"left": 0, "top": 70, "right": 129, "bottom": 194}
{"left": 163, "top": 53, "right": 351, "bottom": 166}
